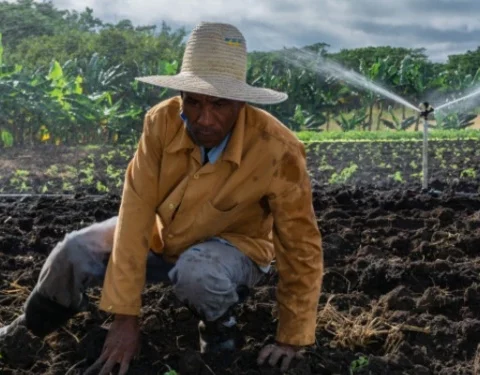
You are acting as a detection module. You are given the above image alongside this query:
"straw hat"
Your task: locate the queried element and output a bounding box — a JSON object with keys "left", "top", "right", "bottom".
{"left": 136, "top": 22, "right": 288, "bottom": 105}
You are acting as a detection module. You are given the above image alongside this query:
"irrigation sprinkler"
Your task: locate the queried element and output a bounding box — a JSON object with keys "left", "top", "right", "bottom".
{"left": 418, "top": 102, "right": 434, "bottom": 191}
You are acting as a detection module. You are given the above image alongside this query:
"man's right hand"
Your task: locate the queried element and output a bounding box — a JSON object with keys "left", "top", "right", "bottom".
{"left": 84, "top": 314, "right": 140, "bottom": 375}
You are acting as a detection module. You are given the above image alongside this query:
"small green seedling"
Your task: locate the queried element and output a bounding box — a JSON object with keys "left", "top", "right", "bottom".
{"left": 349, "top": 355, "right": 369, "bottom": 374}
{"left": 163, "top": 365, "right": 178, "bottom": 375}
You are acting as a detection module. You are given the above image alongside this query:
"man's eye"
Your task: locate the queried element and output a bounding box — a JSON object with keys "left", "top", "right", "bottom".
{"left": 186, "top": 98, "right": 199, "bottom": 105}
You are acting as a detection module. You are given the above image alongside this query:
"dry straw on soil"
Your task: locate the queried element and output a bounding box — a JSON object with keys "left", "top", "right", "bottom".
{"left": 316, "top": 296, "right": 430, "bottom": 354}
{"left": 475, "top": 344, "right": 480, "bottom": 375}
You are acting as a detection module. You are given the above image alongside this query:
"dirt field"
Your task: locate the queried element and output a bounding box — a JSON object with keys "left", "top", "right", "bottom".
{"left": 0, "top": 145, "right": 479, "bottom": 374}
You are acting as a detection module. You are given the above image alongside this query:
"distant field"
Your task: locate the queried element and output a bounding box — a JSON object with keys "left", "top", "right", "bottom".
{"left": 1, "top": 135, "right": 479, "bottom": 194}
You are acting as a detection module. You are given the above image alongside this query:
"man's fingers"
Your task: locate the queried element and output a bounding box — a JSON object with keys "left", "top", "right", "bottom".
{"left": 83, "top": 361, "right": 103, "bottom": 375}
{"left": 280, "top": 351, "right": 295, "bottom": 373}
{"left": 257, "top": 344, "right": 274, "bottom": 365}
{"left": 83, "top": 350, "right": 109, "bottom": 375}
{"left": 258, "top": 344, "right": 305, "bottom": 372}
{"left": 118, "top": 347, "right": 137, "bottom": 375}
{"left": 118, "top": 357, "right": 131, "bottom": 375}
{"left": 295, "top": 350, "right": 305, "bottom": 360}
{"left": 98, "top": 355, "right": 119, "bottom": 375}
{"left": 268, "top": 348, "right": 285, "bottom": 367}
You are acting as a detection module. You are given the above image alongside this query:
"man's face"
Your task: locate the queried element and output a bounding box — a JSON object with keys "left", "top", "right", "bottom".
{"left": 181, "top": 92, "right": 245, "bottom": 148}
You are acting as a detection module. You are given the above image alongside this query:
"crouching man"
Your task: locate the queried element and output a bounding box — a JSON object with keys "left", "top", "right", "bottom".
{"left": 0, "top": 21, "right": 323, "bottom": 375}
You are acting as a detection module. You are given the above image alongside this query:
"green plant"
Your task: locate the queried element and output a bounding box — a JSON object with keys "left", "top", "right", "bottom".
{"left": 96, "top": 181, "right": 109, "bottom": 192}
{"left": 163, "top": 365, "right": 178, "bottom": 375}
{"left": 62, "top": 181, "right": 74, "bottom": 191}
{"left": 460, "top": 167, "right": 476, "bottom": 178}
{"left": 335, "top": 110, "right": 368, "bottom": 132}
{"left": 350, "top": 355, "right": 369, "bottom": 374}
{"left": 9, "top": 169, "right": 31, "bottom": 192}
{"left": 1, "top": 129, "right": 13, "bottom": 147}
{"left": 381, "top": 107, "right": 416, "bottom": 131}
{"left": 329, "top": 163, "right": 358, "bottom": 184}
{"left": 289, "top": 104, "right": 324, "bottom": 131}
{"left": 392, "top": 171, "right": 404, "bottom": 182}
{"left": 435, "top": 112, "right": 477, "bottom": 130}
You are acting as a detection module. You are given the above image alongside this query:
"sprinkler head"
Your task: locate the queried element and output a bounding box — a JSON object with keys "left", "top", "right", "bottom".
{"left": 419, "top": 102, "right": 434, "bottom": 118}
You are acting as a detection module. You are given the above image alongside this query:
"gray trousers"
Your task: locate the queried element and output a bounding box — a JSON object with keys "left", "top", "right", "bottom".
{"left": 29, "top": 216, "right": 264, "bottom": 322}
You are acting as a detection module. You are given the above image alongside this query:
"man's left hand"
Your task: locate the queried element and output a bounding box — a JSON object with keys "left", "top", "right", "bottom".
{"left": 257, "top": 342, "right": 305, "bottom": 372}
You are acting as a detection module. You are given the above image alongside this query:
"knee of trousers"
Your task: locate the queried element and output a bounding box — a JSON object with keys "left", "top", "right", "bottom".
{"left": 36, "top": 227, "right": 109, "bottom": 309}
{"left": 168, "top": 253, "right": 239, "bottom": 321}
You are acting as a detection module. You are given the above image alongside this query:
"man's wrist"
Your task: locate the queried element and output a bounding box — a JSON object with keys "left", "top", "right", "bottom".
{"left": 275, "top": 340, "right": 304, "bottom": 350}
{"left": 114, "top": 313, "right": 139, "bottom": 321}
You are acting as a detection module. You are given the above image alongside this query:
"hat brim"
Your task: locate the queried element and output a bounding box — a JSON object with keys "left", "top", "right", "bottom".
{"left": 135, "top": 73, "right": 288, "bottom": 105}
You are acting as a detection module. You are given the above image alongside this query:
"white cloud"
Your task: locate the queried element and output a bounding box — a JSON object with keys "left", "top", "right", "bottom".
{"left": 37, "top": 0, "right": 480, "bottom": 62}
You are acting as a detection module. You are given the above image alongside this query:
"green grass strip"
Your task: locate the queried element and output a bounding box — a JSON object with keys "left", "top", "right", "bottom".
{"left": 295, "top": 129, "right": 480, "bottom": 142}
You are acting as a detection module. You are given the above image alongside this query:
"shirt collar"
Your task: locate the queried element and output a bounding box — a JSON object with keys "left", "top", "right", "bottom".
{"left": 202, "top": 132, "right": 231, "bottom": 164}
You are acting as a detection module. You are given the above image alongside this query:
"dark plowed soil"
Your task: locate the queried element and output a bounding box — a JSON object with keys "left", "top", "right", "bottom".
{"left": 1, "top": 185, "right": 479, "bottom": 374}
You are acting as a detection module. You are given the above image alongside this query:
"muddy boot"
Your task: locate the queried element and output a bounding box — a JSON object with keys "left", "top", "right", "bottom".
{"left": 0, "top": 314, "right": 27, "bottom": 339}
{"left": 23, "top": 291, "right": 80, "bottom": 337}
{"left": 198, "top": 315, "right": 241, "bottom": 354}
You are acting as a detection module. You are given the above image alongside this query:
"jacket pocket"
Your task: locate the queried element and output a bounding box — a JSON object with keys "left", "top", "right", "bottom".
{"left": 205, "top": 200, "right": 246, "bottom": 216}
{"left": 196, "top": 201, "right": 247, "bottom": 235}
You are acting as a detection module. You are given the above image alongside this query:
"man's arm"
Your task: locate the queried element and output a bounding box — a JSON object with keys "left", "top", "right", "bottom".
{"left": 267, "top": 143, "right": 324, "bottom": 346}
{"left": 98, "top": 111, "right": 162, "bottom": 316}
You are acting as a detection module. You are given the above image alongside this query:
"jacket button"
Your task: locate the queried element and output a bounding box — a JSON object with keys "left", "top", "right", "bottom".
{"left": 169, "top": 203, "right": 175, "bottom": 210}
{"left": 168, "top": 234, "right": 174, "bottom": 238}
{"left": 193, "top": 173, "right": 200, "bottom": 179}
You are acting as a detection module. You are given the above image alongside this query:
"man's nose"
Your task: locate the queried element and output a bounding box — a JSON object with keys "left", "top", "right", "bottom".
{"left": 197, "top": 107, "right": 214, "bottom": 126}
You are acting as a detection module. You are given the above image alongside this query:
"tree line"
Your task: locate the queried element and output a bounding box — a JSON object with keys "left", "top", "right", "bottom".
{"left": 1, "top": 0, "right": 480, "bottom": 147}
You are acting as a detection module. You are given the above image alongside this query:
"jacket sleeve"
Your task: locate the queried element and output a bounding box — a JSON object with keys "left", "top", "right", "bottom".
{"left": 99, "top": 111, "right": 162, "bottom": 316}
{"left": 267, "top": 142, "right": 324, "bottom": 346}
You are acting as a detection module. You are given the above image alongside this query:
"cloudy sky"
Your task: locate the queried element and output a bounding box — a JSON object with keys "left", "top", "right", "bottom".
{"left": 47, "top": 0, "right": 480, "bottom": 62}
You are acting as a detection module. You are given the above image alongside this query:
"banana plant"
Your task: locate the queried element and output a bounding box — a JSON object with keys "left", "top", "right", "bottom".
{"left": 381, "top": 106, "right": 416, "bottom": 130}
{"left": 0, "top": 38, "right": 65, "bottom": 147}
{"left": 434, "top": 112, "right": 477, "bottom": 129}
{"left": 289, "top": 104, "right": 325, "bottom": 131}
{"left": 358, "top": 56, "right": 399, "bottom": 130}
{"left": 335, "top": 110, "right": 368, "bottom": 131}
{"left": 396, "top": 55, "right": 429, "bottom": 129}
{"left": 62, "top": 53, "right": 127, "bottom": 96}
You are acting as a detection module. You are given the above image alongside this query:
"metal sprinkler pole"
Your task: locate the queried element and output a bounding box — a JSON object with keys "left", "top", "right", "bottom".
{"left": 422, "top": 116, "right": 428, "bottom": 190}
{"left": 419, "top": 102, "right": 434, "bottom": 191}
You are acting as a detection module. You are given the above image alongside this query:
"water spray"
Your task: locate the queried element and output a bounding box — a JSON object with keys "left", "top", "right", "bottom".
{"left": 283, "top": 49, "right": 480, "bottom": 193}
{"left": 418, "top": 102, "right": 434, "bottom": 190}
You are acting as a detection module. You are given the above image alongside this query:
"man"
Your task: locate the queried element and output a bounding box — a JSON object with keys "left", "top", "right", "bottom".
{"left": 0, "top": 22, "right": 323, "bottom": 374}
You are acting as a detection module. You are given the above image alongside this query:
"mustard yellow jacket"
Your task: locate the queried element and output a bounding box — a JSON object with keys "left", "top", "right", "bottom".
{"left": 99, "top": 96, "right": 323, "bottom": 346}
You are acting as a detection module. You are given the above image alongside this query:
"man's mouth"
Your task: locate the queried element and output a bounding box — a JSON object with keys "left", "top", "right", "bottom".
{"left": 197, "top": 129, "right": 216, "bottom": 137}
